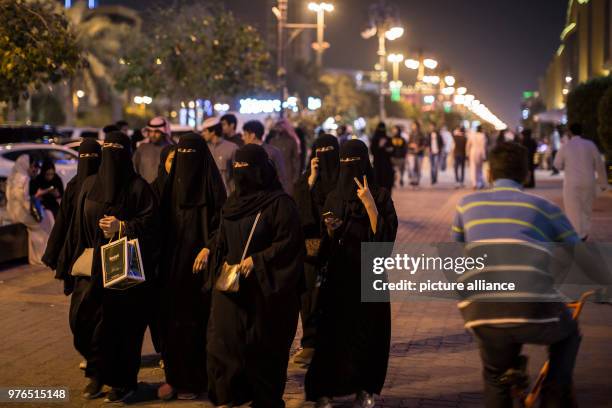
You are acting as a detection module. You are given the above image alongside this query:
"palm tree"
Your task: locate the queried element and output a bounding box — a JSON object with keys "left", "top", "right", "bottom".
{"left": 61, "top": 1, "right": 141, "bottom": 125}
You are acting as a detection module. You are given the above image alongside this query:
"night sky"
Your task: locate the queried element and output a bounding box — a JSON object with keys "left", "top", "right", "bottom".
{"left": 100, "top": 0, "right": 568, "bottom": 127}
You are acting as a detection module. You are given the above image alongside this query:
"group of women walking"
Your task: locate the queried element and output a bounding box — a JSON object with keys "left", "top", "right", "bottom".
{"left": 42, "top": 129, "right": 397, "bottom": 407}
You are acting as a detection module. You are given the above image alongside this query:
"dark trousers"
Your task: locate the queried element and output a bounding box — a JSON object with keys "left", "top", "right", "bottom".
{"left": 454, "top": 156, "right": 466, "bottom": 184}
{"left": 300, "top": 262, "right": 319, "bottom": 348}
{"left": 429, "top": 153, "right": 440, "bottom": 184}
{"left": 472, "top": 309, "right": 581, "bottom": 408}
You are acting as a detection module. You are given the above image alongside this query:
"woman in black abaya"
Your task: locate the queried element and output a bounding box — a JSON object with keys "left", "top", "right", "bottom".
{"left": 292, "top": 134, "right": 339, "bottom": 365}
{"left": 157, "top": 134, "right": 226, "bottom": 400}
{"left": 305, "top": 139, "right": 398, "bottom": 408}
{"left": 151, "top": 144, "right": 176, "bottom": 200}
{"left": 370, "top": 122, "right": 395, "bottom": 191}
{"left": 63, "top": 132, "right": 157, "bottom": 402}
{"left": 44, "top": 138, "right": 101, "bottom": 288}
{"left": 206, "top": 144, "right": 304, "bottom": 408}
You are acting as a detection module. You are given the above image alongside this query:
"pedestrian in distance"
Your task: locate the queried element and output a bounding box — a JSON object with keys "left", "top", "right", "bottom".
{"left": 425, "top": 122, "right": 445, "bottom": 185}
{"left": 202, "top": 117, "right": 238, "bottom": 193}
{"left": 452, "top": 127, "right": 468, "bottom": 188}
{"left": 242, "top": 120, "right": 289, "bottom": 192}
{"left": 220, "top": 113, "right": 245, "bottom": 148}
{"left": 390, "top": 125, "right": 408, "bottom": 187}
{"left": 467, "top": 125, "right": 488, "bottom": 189}
{"left": 554, "top": 123, "right": 608, "bottom": 241}
{"left": 370, "top": 122, "right": 395, "bottom": 191}
{"left": 133, "top": 117, "right": 173, "bottom": 184}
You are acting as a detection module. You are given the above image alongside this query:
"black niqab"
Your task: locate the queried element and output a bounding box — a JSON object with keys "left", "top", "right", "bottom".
{"left": 77, "top": 138, "right": 102, "bottom": 185}
{"left": 170, "top": 134, "right": 224, "bottom": 208}
{"left": 89, "top": 132, "right": 136, "bottom": 204}
{"left": 338, "top": 139, "right": 375, "bottom": 201}
{"left": 223, "top": 144, "right": 284, "bottom": 220}
{"left": 310, "top": 134, "right": 339, "bottom": 200}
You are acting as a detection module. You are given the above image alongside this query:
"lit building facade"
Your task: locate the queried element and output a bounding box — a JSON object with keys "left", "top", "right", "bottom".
{"left": 541, "top": 0, "right": 612, "bottom": 110}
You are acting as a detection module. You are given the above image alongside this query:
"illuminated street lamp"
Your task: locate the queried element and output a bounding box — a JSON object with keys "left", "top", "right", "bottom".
{"left": 361, "top": 0, "right": 404, "bottom": 119}
{"left": 444, "top": 75, "right": 456, "bottom": 86}
{"left": 308, "top": 2, "right": 334, "bottom": 67}
{"left": 385, "top": 26, "right": 404, "bottom": 41}
{"left": 456, "top": 86, "right": 467, "bottom": 95}
{"left": 423, "top": 58, "right": 438, "bottom": 69}
{"left": 387, "top": 53, "right": 404, "bottom": 82}
{"left": 404, "top": 59, "right": 420, "bottom": 70}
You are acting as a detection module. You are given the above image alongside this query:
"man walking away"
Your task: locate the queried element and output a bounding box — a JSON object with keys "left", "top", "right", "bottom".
{"left": 554, "top": 123, "right": 608, "bottom": 241}
{"left": 452, "top": 142, "right": 582, "bottom": 408}
{"left": 133, "top": 117, "right": 172, "bottom": 184}
{"left": 202, "top": 117, "right": 237, "bottom": 192}
{"left": 426, "top": 122, "right": 444, "bottom": 185}
{"left": 452, "top": 127, "right": 467, "bottom": 188}
{"left": 550, "top": 126, "right": 562, "bottom": 175}
{"left": 242, "top": 120, "right": 289, "bottom": 192}
{"left": 220, "top": 113, "right": 244, "bottom": 147}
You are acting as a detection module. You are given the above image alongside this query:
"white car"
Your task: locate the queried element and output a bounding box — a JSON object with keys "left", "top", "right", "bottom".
{"left": 0, "top": 143, "right": 79, "bottom": 206}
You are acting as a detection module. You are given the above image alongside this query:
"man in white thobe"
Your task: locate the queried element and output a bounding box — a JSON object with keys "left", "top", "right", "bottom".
{"left": 467, "top": 125, "right": 488, "bottom": 189}
{"left": 554, "top": 123, "right": 608, "bottom": 240}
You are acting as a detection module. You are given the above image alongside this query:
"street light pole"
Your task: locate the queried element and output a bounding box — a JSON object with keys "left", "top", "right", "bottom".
{"left": 377, "top": 31, "right": 387, "bottom": 120}
{"left": 275, "top": 0, "right": 288, "bottom": 117}
{"left": 308, "top": 2, "right": 334, "bottom": 68}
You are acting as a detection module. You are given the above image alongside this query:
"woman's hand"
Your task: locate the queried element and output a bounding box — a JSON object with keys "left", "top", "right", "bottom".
{"left": 354, "top": 176, "right": 376, "bottom": 210}
{"left": 354, "top": 176, "right": 379, "bottom": 234}
{"left": 193, "top": 248, "right": 210, "bottom": 274}
{"left": 99, "top": 215, "right": 120, "bottom": 239}
{"left": 307, "top": 157, "right": 319, "bottom": 188}
{"left": 35, "top": 187, "right": 52, "bottom": 199}
{"left": 239, "top": 256, "right": 254, "bottom": 277}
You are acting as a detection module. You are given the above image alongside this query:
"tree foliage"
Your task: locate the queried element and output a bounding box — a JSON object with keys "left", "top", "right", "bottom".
{"left": 116, "top": 3, "right": 271, "bottom": 101}
{"left": 567, "top": 76, "right": 612, "bottom": 147}
{"left": 0, "top": 0, "right": 82, "bottom": 107}
{"left": 597, "top": 86, "right": 612, "bottom": 157}
{"left": 318, "top": 73, "right": 375, "bottom": 122}
{"left": 64, "top": 2, "right": 139, "bottom": 106}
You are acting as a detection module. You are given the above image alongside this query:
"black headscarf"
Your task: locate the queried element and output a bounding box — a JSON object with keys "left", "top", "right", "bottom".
{"left": 76, "top": 137, "right": 101, "bottom": 186}
{"left": 89, "top": 131, "right": 137, "bottom": 204}
{"left": 223, "top": 144, "right": 285, "bottom": 220}
{"left": 167, "top": 133, "right": 225, "bottom": 208}
{"left": 309, "top": 134, "right": 340, "bottom": 201}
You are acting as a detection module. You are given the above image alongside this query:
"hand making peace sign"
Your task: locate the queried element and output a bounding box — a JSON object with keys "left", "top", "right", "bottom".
{"left": 353, "top": 175, "right": 376, "bottom": 210}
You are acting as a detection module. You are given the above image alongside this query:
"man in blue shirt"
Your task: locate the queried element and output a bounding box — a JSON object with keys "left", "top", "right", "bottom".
{"left": 452, "top": 142, "right": 581, "bottom": 408}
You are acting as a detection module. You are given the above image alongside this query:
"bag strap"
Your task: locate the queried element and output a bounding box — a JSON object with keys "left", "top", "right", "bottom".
{"left": 241, "top": 211, "right": 261, "bottom": 262}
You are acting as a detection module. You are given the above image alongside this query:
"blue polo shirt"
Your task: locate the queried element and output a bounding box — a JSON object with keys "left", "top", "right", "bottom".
{"left": 452, "top": 179, "right": 579, "bottom": 244}
{"left": 451, "top": 179, "right": 580, "bottom": 328}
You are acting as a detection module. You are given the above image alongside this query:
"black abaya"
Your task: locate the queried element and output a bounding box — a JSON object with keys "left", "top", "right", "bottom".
{"left": 305, "top": 140, "right": 398, "bottom": 401}
{"left": 158, "top": 134, "right": 226, "bottom": 393}
{"left": 371, "top": 129, "right": 395, "bottom": 191}
{"left": 292, "top": 134, "right": 339, "bottom": 349}
{"left": 206, "top": 144, "right": 304, "bottom": 408}
{"left": 60, "top": 133, "right": 158, "bottom": 389}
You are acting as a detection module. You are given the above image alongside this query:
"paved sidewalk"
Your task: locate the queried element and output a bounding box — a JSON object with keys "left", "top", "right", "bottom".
{"left": 1, "top": 171, "right": 611, "bottom": 407}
